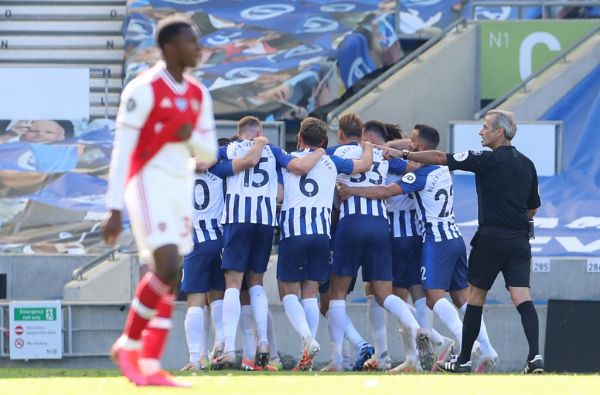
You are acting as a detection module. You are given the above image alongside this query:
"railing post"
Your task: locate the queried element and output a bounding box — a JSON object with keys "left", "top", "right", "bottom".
{"left": 0, "top": 305, "right": 5, "bottom": 357}
{"left": 67, "top": 305, "right": 73, "bottom": 355}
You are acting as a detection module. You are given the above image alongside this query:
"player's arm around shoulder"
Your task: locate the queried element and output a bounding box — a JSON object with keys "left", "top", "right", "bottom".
{"left": 352, "top": 141, "right": 373, "bottom": 173}
{"left": 285, "top": 147, "right": 326, "bottom": 175}
{"left": 231, "top": 136, "right": 269, "bottom": 174}
{"left": 337, "top": 182, "right": 402, "bottom": 202}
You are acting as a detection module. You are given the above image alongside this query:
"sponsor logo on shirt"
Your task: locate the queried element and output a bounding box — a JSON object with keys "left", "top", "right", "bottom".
{"left": 402, "top": 172, "right": 416, "bottom": 184}
{"left": 453, "top": 151, "right": 469, "bottom": 162}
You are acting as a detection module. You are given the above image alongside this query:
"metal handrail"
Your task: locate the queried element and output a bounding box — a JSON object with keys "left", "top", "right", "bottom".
{"left": 89, "top": 66, "right": 110, "bottom": 119}
{"left": 471, "top": 0, "right": 600, "bottom": 19}
{"left": 326, "top": 17, "right": 469, "bottom": 131}
{"left": 71, "top": 246, "right": 120, "bottom": 281}
{"left": 474, "top": 23, "right": 600, "bottom": 119}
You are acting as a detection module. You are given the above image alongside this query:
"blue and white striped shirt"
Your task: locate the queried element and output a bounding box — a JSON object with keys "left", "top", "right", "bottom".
{"left": 386, "top": 173, "right": 421, "bottom": 238}
{"left": 219, "top": 141, "right": 292, "bottom": 226}
{"left": 192, "top": 160, "right": 233, "bottom": 243}
{"left": 328, "top": 143, "right": 389, "bottom": 219}
{"left": 279, "top": 150, "right": 354, "bottom": 238}
{"left": 393, "top": 165, "right": 462, "bottom": 242}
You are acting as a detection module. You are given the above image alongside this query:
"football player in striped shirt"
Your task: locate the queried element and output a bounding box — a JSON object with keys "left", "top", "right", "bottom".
{"left": 214, "top": 116, "right": 325, "bottom": 369}
{"left": 180, "top": 136, "right": 268, "bottom": 371}
{"left": 340, "top": 124, "right": 497, "bottom": 372}
{"left": 326, "top": 114, "right": 431, "bottom": 372}
{"left": 277, "top": 117, "right": 372, "bottom": 371}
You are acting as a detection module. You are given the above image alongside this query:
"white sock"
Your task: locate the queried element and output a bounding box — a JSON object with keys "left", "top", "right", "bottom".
{"left": 283, "top": 294, "right": 312, "bottom": 339}
{"left": 184, "top": 306, "right": 204, "bottom": 363}
{"left": 460, "top": 303, "right": 494, "bottom": 354}
{"left": 409, "top": 301, "right": 444, "bottom": 344}
{"left": 342, "top": 339, "right": 351, "bottom": 367}
{"left": 367, "top": 295, "right": 388, "bottom": 357}
{"left": 398, "top": 325, "right": 418, "bottom": 363}
{"left": 203, "top": 306, "right": 210, "bottom": 357}
{"left": 222, "top": 288, "right": 240, "bottom": 354}
{"left": 383, "top": 295, "right": 418, "bottom": 359}
{"left": 344, "top": 314, "right": 367, "bottom": 351}
{"left": 327, "top": 300, "right": 346, "bottom": 363}
{"left": 210, "top": 299, "right": 224, "bottom": 344}
{"left": 302, "top": 298, "right": 320, "bottom": 338}
{"left": 433, "top": 298, "right": 463, "bottom": 351}
{"left": 267, "top": 309, "right": 278, "bottom": 359}
{"left": 240, "top": 304, "right": 256, "bottom": 360}
{"left": 249, "top": 285, "right": 269, "bottom": 345}
{"left": 383, "top": 294, "right": 419, "bottom": 333}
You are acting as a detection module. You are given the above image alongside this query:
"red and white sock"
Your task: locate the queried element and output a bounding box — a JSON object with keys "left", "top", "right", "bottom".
{"left": 121, "top": 272, "right": 170, "bottom": 349}
{"left": 139, "top": 292, "right": 175, "bottom": 376}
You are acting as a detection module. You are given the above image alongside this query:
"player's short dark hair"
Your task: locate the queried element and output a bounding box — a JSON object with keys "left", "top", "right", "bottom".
{"left": 384, "top": 123, "right": 404, "bottom": 141}
{"left": 237, "top": 116, "right": 261, "bottom": 134}
{"left": 299, "top": 117, "right": 327, "bottom": 147}
{"left": 414, "top": 124, "right": 440, "bottom": 150}
{"left": 363, "top": 120, "right": 388, "bottom": 141}
{"left": 156, "top": 16, "right": 197, "bottom": 51}
{"left": 338, "top": 113, "right": 363, "bottom": 139}
{"left": 218, "top": 137, "right": 231, "bottom": 147}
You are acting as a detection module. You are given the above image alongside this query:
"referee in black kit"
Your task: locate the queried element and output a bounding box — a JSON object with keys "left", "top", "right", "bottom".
{"left": 389, "top": 110, "right": 543, "bottom": 374}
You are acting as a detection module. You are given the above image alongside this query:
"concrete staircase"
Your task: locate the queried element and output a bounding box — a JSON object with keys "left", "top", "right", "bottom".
{"left": 0, "top": 0, "right": 126, "bottom": 119}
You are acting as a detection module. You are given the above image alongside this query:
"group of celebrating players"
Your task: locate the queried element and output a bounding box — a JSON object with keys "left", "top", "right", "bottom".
{"left": 103, "top": 17, "right": 501, "bottom": 388}
{"left": 178, "top": 114, "right": 499, "bottom": 375}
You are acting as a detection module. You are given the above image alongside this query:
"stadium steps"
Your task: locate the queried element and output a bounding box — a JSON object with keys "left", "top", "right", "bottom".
{"left": 0, "top": 5, "right": 125, "bottom": 20}
{"left": 326, "top": 21, "right": 478, "bottom": 150}
{"left": 63, "top": 253, "right": 136, "bottom": 303}
{"left": 0, "top": 0, "right": 126, "bottom": 120}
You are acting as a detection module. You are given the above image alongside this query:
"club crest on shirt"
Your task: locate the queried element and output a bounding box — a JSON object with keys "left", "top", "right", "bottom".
{"left": 175, "top": 97, "right": 188, "bottom": 111}
{"left": 158, "top": 222, "right": 167, "bottom": 232}
{"left": 126, "top": 98, "right": 136, "bottom": 112}
{"left": 402, "top": 172, "right": 416, "bottom": 184}
{"left": 472, "top": 150, "right": 483, "bottom": 156}
{"left": 191, "top": 99, "right": 200, "bottom": 112}
{"left": 453, "top": 151, "right": 469, "bottom": 162}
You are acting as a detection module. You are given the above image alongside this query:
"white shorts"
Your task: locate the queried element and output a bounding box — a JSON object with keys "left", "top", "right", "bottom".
{"left": 125, "top": 168, "right": 194, "bottom": 264}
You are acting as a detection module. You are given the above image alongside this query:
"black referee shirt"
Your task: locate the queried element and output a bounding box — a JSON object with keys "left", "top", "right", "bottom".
{"left": 446, "top": 146, "right": 541, "bottom": 232}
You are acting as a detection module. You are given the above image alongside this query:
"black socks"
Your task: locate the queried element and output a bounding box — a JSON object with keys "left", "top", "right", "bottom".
{"left": 457, "top": 304, "right": 483, "bottom": 364}
{"left": 517, "top": 300, "right": 540, "bottom": 361}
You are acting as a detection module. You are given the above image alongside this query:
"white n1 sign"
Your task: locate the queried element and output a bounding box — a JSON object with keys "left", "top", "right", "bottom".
{"left": 9, "top": 300, "right": 63, "bottom": 359}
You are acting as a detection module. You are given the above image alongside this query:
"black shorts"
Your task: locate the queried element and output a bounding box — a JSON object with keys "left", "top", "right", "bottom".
{"left": 467, "top": 227, "right": 531, "bottom": 290}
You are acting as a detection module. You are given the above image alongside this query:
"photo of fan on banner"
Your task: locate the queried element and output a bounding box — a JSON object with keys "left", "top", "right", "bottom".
{"left": 0, "top": 120, "right": 117, "bottom": 254}
{"left": 123, "top": 0, "right": 403, "bottom": 119}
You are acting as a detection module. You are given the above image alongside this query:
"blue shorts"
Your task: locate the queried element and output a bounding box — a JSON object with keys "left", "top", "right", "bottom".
{"left": 181, "top": 234, "right": 225, "bottom": 293}
{"left": 331, "top": 215, "right": 392, "bottom": 282}
{"left": 277, "top": 235, "right": 330, "bottom": 283}
{"left": 421, "top": 237, "right": 468, "bottom": 291}
{"left": 221, "top": 223, "right": 274, "bottom": 274}
{"left": 391, "top": 235, "right": 423, "bottom": 289}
